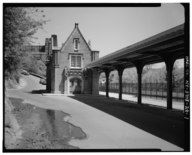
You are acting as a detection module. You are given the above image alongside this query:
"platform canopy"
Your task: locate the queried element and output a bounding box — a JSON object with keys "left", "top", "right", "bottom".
{"left": 86, "top": 24, "right": 185, "bottom": 70}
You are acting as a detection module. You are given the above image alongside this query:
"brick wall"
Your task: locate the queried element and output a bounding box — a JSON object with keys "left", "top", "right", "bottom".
{"left": 49, "top": 24, "right": 100, "bottom": 94}
{"left": 55, "top": 24, "right": 94, "bottom": 93}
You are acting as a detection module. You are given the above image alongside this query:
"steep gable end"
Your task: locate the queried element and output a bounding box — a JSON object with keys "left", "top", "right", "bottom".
{"left": 61, "top": 23, "right": 92, "bottom": 53}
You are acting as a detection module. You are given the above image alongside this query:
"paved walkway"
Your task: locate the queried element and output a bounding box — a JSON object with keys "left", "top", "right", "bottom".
{"left": 7, "top": 75, "right": 183, "bottom": 151}
{"left": 99, "top": 92, "right": 184, "bottom": 111}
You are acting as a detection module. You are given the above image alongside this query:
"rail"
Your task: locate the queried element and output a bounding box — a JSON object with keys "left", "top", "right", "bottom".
{"left": 99, "top": 82, "right": 184, "bottom": 101}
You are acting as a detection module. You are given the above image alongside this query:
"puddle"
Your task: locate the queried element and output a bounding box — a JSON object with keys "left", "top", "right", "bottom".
{"left": 8, "top": 97, "right": 86, "bottom": 149}
{"left": 42, "top": 109, "right": 86, "bottom": 141}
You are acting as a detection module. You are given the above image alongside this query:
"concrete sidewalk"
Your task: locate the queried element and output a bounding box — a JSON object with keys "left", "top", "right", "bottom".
{"left": 44, "top": 95, "right": 183, "bottom": 151}
{"left": 7, "top": 75, "right": 183, "bottom": 151}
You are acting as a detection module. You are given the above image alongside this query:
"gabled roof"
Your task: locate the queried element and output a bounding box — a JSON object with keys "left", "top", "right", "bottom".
{"left": 60, "top": 23, "right": 92, "bottom": 52}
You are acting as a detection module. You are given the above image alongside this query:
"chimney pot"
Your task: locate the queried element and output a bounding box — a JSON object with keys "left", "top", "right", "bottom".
{"left": 75, "top": 23, "right": 78, "bottom": 28}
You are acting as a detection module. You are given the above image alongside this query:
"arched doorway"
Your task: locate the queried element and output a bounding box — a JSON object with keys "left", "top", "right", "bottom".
{"left": 69, "top": 77, "right": 82, "bottom": 94}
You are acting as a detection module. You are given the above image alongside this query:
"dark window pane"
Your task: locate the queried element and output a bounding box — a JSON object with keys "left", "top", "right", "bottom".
{"left": 71, "top": 56, "right": 76, "bottom": 67}
{"left": 76, "top": 56, "right": 81, "bottom": 67}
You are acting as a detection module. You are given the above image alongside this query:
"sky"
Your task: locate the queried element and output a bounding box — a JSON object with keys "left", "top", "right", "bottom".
{"left": 32, "top": 3, "right": 184, "bottom": 68}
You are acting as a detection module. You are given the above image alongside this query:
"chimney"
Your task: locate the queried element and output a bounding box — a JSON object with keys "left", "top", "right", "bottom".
{"left": 75, "top": 23, "right": 78, "bottom": 28}
{"left": 48, "top": 38, "right": 52, "bottom": 56}
{"left": 45, "top": 38, "right": 49, "bottom": 53}
{"left": 51, "top": 35, "right": 58, "bottom": 47}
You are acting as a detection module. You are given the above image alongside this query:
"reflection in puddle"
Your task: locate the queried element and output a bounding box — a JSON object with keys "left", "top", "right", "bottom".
{"left": 44, "top": 109, "right": 86, "bottom": 142}
{"left": 8, "top": 97, "right": 86, "bottom": 149}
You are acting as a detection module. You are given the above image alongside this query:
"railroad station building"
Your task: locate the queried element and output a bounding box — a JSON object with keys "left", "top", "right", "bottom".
{"left": 46, "top": 23, "right": 100, "bottom": 94}
{"left": 45, "top": 23, "right": 185, "bottom": 110}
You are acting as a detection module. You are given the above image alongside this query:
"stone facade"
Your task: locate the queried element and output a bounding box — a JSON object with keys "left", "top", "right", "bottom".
{"left": 46, "top": 23, "right": 99, "bottom": 94}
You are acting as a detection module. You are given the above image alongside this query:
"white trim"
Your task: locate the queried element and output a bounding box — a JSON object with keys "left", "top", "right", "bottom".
{"left": 81, "top": 55, "right": 83, "bottom": 68}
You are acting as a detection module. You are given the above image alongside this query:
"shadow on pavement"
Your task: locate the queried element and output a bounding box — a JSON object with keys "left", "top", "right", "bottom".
{"left": 31, "top": 89, "right": 47, "bottom": 94}
{"left": 69, "top": 94, "right": 184, "bottom": 149}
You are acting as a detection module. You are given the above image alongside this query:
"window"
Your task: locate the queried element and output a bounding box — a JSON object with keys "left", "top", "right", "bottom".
{"left": 74, "top": 38, "right": 79, "bottom": 51}
{"left": 70, "top": 55, "right": 82, "bottom": 68}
